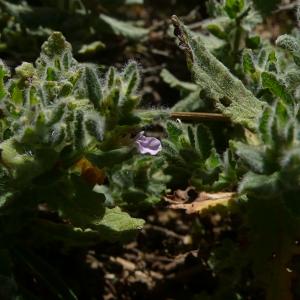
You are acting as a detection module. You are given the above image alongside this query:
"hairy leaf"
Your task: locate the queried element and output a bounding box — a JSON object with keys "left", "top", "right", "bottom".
{"left": 171, "top": 15, "right": 263, "bottom": 129}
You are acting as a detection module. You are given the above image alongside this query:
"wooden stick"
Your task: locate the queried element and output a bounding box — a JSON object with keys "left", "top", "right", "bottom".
{"left": 170, "top": 112, "right": 230, "bottom": 122}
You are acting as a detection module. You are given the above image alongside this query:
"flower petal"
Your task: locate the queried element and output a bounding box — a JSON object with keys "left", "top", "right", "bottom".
{"left": 135, "top": 132, "right": 162, "bottom": 155}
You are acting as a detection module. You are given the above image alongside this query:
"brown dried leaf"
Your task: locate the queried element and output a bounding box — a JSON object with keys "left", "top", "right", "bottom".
{"left": 169, "top": 192, "right": 235, "bottom": 214}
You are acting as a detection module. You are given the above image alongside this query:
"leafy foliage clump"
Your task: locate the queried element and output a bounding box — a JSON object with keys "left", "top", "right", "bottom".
{"left": 163, "top": 121, "right": 237, "bottom": 190}
{"left": 165, "top": 3, "right": 300, "bottom": 299}
{"left": 229, "top": 100, "right": 300, "bottom": 300}
{"left": 0, "top": 31, "right": 169, "bottom": 299}
{"left": 2, "top": 1, "right": 300, "bottom": 299}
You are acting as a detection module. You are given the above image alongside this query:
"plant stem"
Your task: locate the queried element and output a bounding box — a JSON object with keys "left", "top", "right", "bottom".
{"left": 170, "top": 112, "right": 230, "bottom": 122}
{"left": 232, "top": 6, "right": 251, "bottom": 65}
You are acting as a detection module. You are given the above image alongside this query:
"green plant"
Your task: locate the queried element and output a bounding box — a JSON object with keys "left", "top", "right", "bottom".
{"left": 205, "top": 0, "right": 263, "bottom": 70}
{"left": 161, "top": 0, "right": 267, "bottom": 114}
{"left": 2, "top": 1, "right": 300, "bottom": 299}
{"left": 167, "top": 5, "right": 300, "bottom": 299}
{"left": 95, "top": 154, "right": 169, "bottom": 211}
{"left": 162, "top": 120, "right": 237, "bottom": 190}
{"left": 234, "top": 100, "right": 300, "bottom": 300}
{"left": 0, "top": 31, "right": 166, "bottom": 299}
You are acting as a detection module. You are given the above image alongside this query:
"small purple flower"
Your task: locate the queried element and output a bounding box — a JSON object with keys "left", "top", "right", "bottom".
{"left": 135, "top": 131, "right": 162, "bottom": 155}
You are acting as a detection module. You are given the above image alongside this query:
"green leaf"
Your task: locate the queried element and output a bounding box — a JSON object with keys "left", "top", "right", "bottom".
{"left": 82, "top": 65, "right": 102, "bottom": 110}
{"left": 95, "top": 207, "right": 144, "bottom": 242}
{"left": 160, "top": 69, "right": 198, "bottom": 92}
{"left": 123, "top": 61, "right": 140, "bottom": 96}
{"left": 78, "top": 41, "right": 106, "bottom": 55}
{"left": 275, "top": 100, "right": 290, "bottom": 129}
{"left": 224, "top": 0, "right": 245, "bottom": 19}
{"left": 261, "top": 72, "right": 293, "bottom": 104}
{"left": 242, "top": 49, "right": 256, "bottom": 74}
{"left": 206, "top": 24, "right": 227, "bottom": 40}
{"left": 196, "top": 124, "right": 213, "bottom": 160}
{"left": 166, "top": 121, "right": 184, "bottom": 145}
{"left": 0, "top": 139, "right": 57, "bottom": 182}
{"left": 235, "top": 142, "right": 266, "bottom": 173}
{"left": 258, "top": 106, "right": 273, "bottom": 144}
{"left": 205, "top": 149, "right": 221, "bottom": 170}
{"left": 84, "top": 117, "right": 104, "bottom": 142}
{"left": 31, "top": 209, "right": 143, "bottom": 245}
{"left": 99, "top": 14, "right": 148, "bottom": 40}
{"left": 276, "top": 34, "right": 300, "bottom": 67}
{"left": 86, "top": 147, "right": 134, "bottom": 168}
{"left": 171, "top": 89, "right": 203, "bottom": 112}
{"left": 239, "top": 171, "right": 279, "bottom": 195}
{"left": 276, "top": 35, "right": 299, "bottom": 53}
{"left": 161, "top": 139, "right": 180, "bottom": 159}
{"left": 171, "top": 16, "right": 263, "bottom": 129}
{"left": 195, "top": 31, "right": 226, "bottom": 51}
{"left": 0, "top": 0, "right": 32, "bottom": 18}
{"left": 246, "top": 35, "right": 261, "bottom": 49}
{"left": 257, "top": 48, "right": 268, "bottom": 68}
{"left": 74, "top": 110, "right": 85, "bottom": 150}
